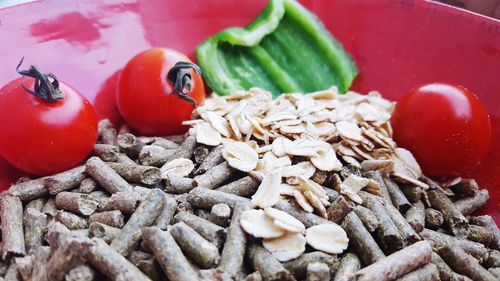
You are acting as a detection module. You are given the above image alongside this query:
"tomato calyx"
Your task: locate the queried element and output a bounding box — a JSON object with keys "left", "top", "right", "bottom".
{"left": 16, "top": 57, "right": 64, "bottom": 102}
{"left": 166, "top": 61, "right": 202, "bottom": 107}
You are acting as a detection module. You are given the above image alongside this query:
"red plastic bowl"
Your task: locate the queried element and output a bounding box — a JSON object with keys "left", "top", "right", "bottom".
{"left": 0, "top": 0, "right": 499, "bottom": 222}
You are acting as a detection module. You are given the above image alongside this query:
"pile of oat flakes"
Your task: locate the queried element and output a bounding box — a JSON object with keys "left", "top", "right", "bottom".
{"left": 180, "top": 87, "right": 430, "bottom": 261}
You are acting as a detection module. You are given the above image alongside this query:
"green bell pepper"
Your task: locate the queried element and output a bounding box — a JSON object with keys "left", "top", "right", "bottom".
{"left": 196, "top": 0, "right": 358, "bottom": 97}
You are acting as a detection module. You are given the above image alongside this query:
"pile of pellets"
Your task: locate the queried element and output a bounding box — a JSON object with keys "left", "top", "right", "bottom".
{"left": 0, "top": 87, "right": 498, "bottom": 281}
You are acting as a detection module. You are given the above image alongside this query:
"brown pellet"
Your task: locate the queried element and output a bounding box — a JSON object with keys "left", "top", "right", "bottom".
{"left": 86, "top": 157, "right": 133, "bottom": 194}
{"left": 216, "top": 175, "right": 260, "bottom": 198}
{"left": 110, "top": 188, "right": 165, "bottom": 256}
{"left": 384, "top": 177, "right": 411, "bottom": 213}
{"left": 132, "top": 185, "right": 153, "bottom": 197}
{"left": 142, "top": 227, "right": 199, "bottom": 281}
{"left": 469, "top": 215, "right": 500, "bottom": 250}
{"left": 177, "top": 200, "right": 193, "bottom": 213}
{"left": 306, "top": 262, "right": 330, "bottom": 281}
{"left": 71, "top": 228, "right": 90, "bottom": 238}
{"left": 44, "top": 237, "right": 93, "bottom": 281}
{"left": 88, "top": 210, "right": 124, "bottom": 229}
{"left": 341, "top": 165, "right": 363, "bottom": 178}
{"left": 55, "top": 192, "right": 99, "bottom": 216}
{"left": 363, "top": 170, "right": 391, "bottom": 202}
{"left": 395, "top": 263, "right": 440, "bottom": 281}
{"left": 209, "top": 203, "right": 231, "bottom": 227}
{"left": 15, "top": 256, "right": 33, "bottom": 281}
{"left": 54, "top": 210, "right": 88, "bottom": 230}
{"left": 437, "top": 243, "right": 496, "bottom": 281}
{"left": 85, "top": 238, "right": 151, "bottom": 281}
{"left": 485, "top": 250, "right": 500, "bottom": 268}
{"left": 154, "top": 196, "right": 177, "bottom": 230}
{"left": 0, "top": 261, "right": 7, "bottom": 277}
{"left": 333, "top": 253, "right": 361, "bottom": 281}
{"left": 8, "top": 177, "right": 47, "bottom": 201}
{"left": 399, "top": 184, "right": 423, "bottom": 203}
{"left": 454, "top": 189, "right": 489, "bottom": 216}
{"left": 43, "top": 166, "right": 87, "bottom": 195}
{"left": 24, "top": 198, "right": 46, "bottom": 213}
{"left": 353, "top": 205, "right": 379, "bottom": 232}
{"left": 195, "top": 208, "right": 212, "bottom": 221}
{"left": 170, "top": 221, "right": 220, "bottom": 268}
{"left": 283, "top": 252, "right": 338, "bottom": 280}
{"left": 450, "top": 179, "right": 479, "bottom": 197}
{"left": 164, "top": 175, "right": 195, "bottom": 194}
{"left": 107, "top": 162, "right": 161, "bottom": 185}
{"left": 128, "top": 251, "right": 165, "bottom": 281}
{"left": 359, "top": 191, "right": 404, "bottom": 251}
{"left": 116, "top": 153, "right": 136, "bottom": 165}
{"left": 65, "top": 265, "right": 97, "bottom": 281}
{"left": 151, "top": 137, "right": 180, "bottom": 150}
{"left": 420, "top": 228, "right": 489, "bottom": 262}
{"left": 79, "top": 178, "right": 98, "bottom": 194}
{"left": 163, "top": 134, "right": 186, "bottom": 144}
{"left": 98, "top": 119, "right": 117, "bottom": 145}
{"left": 89, "top": 222, "right": 121, "bottom": 244}
{"left": 117, "top": 133, "right": 144, "bottom": 159}
{"left": 1, "top": 196, "right": 26, "bottom": 259}
{"left": 46, "top": 221, "right": 72, "bottom": 251}
{"left": 4, "top": 260, "right": 20, "bottom": 281}
{"left": 162, "top": 135, "right": 197, "bottom": 163}
{"left": 489, "top": 268, "right": 500, "bottom": 279}
{"left": 98, "top": 191, "right": 142, "bottom": 214}
{"left": 187, "top": 186, "right": 250, "bottom": 210}
{"left": 354, "top": 241, "right": 433, "bottom": 281}
{"left": 425, "top": 208, "right": 445, "bottom": 229}
{"left": 93, "top": 144, "right": 120, "bottom": 162}
{"left": 194, "top": 161, "right": 236, "bottom": 189}
{"left": 245, "top": 271, "right": 263, "bottom": 281}
{"left": 324, "top": 186, "right": 341, "bottom": 202}
{"left": 218, "top": 203, "right": 249, "bottom": 279}
{"left": 405, "top": 201, "right": 425, "bottom": 233}
{"left": 327, "top": 195, "right": 353, "bottom": 224}
{"left": 23, "top": 208, "right": 47, "bottom": 254}
{"left": 431, "top": 252, "right": 472, "bottom": 281}
{"left": 138, "top": 145, "right": 176, "bottom": 167}
{"left": 274, "top": 199, "right": 331, "bottom": 228}
{"left": 87, "top": 190, "right": 110, "bottom": 204}
{"left": 427, "top": 188, "right": 469, "bottom": 237}
{"left": 31, "top": 246, "right": 51, "bottom": 281}
{"left": 195, "top": 144, "right": 224, "bottom": 175}
{"left": 193, "top": 145, "right": 210, "bottom": 164}
{"left": 173, "top": 211, "right": 227, "bottom": 249}
{"left": 247, "top": 244, "right": 296, "bottom": 281}
{"left": 311, "top": 170, "right": 329, "bottom": 186}
{"left": 42, "top": 197, "right": 57, "bottom": 217}
{"left": 381, "top": 198, "right": 420, "bottom": 245}
{"left": 341, "top": 212, "right": 385, "bottom": 265}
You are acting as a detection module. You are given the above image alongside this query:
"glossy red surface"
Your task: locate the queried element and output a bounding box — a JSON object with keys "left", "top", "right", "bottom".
{"left": 117, "top": 48, "right": 205, "bottom": 136}
{"left": 0, "top": 0, "right": 499, "bottom": 221}
{"left": 0, "top": 77, "right": 98, "bottom": 176}
{"left": 392, "top": 83, "right": 492, "bottom": 177}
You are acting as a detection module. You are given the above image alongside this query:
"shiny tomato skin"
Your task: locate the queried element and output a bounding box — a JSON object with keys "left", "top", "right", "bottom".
{"left": 391, "top": 83, "right": 491, "bottom": 177}
{"left": 0, "top": 78, "right": 98, "bottom": 176}
{"left": 117, "top": 48, "right": 205, "bottom": 136}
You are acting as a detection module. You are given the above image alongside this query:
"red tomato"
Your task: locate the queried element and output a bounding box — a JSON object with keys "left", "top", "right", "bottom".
{"left": 391, "top": 83, "right": 491, "bottom": 177}
{"left": 0, "top": 62, "right": 98, "bottom": 176}
{"left": 117, "top": 48, "right": 205, "bottom": 136}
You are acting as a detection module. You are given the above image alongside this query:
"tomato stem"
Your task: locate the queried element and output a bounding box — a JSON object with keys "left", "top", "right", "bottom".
{"left": 16, "top": 57, "right": 64, "bottom": 102}
{"left": 167, "top": 62, "right": 201, "bottom": 107}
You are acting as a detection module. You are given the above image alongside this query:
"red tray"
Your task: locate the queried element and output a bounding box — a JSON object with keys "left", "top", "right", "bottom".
{"left": 0, "top": 0, "right": 499, "bottom": 222}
